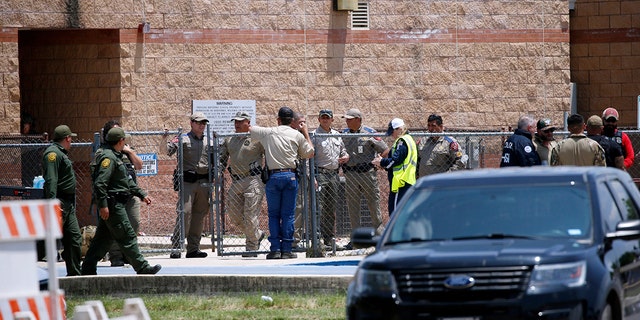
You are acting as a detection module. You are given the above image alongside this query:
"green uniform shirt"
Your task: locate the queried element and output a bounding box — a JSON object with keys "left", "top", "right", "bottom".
{"left": 42, "top": 142, "right": 76, "bottom": 198}
{"left": 91, "top": 144, "right": 137, "bottom": 182}
{"left": 94, "top": 146, "right": 147, "bottom": 209}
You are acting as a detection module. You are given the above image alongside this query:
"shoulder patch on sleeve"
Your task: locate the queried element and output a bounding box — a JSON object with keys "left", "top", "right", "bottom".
{"left": 47, "top": 152, "right": 57, "bottom": 162}
{"left": 100, "top": 158, "right": 111, "bottom": 168}
{"left": 449, "top": 140, "right": 459, "bottom": 152}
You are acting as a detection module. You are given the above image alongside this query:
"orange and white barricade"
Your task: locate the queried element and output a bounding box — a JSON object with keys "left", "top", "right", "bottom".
{"left": 0, "top": 199, "right": 65, "bottom": 320}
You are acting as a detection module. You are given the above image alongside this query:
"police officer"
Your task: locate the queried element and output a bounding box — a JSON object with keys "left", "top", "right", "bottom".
{"left": 342, "top": 108, "right": 389, "bottom": 246}
{"left": 91, "top": 120, "right": 144, "bottom": 267}
{"left": 313, "top": 109, "right": 349, "bottom": 247}
{"left": 499, "top": 114, "right": 541, "bottom": 167}
{"left": 81, "top": 127, "right": 160, "bottom": 275}
{"left": 42, "top": 125, "right": 82, "bottom": 276}
{"left": 375, "top": 118, "right": 417, "bottom": 216}
{"left": 417, "top": 114, "right": 466, "bottom": 177}
{"left": 250, "top": 107, "right": 314, "bottom": 259}
{"left": 165, "top": 112, "right": 213, "bottom": 259}
{"left": 220, "top": 111, "right": 266, "bottom": 257}
{"left": 551, "top": 114, "right": 606, "bottom": 167}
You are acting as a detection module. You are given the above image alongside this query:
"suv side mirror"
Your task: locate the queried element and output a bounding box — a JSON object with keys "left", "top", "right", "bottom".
{"left": 351, "top": 227, "right": 379, "bottom": 249}
{"left": 606, "top": 220, "right": 640, "bottom": 241}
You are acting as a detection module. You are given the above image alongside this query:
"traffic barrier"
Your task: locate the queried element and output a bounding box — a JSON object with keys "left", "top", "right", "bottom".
{"left": 0, "top": 199, "right": 64, "bottom": 320}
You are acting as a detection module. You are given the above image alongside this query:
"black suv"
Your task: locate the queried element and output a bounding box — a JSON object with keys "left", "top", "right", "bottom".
{"left": 347, "top": 167, "right": 640, "bottom": 320}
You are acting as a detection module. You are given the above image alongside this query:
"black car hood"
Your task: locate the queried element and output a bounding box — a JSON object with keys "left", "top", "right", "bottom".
{"left": 361, "top": 238, "right": 592, "bottom": 270}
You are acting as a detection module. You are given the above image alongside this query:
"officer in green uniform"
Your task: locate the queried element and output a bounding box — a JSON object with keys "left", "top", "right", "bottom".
{"left": 90, "top": 120, "right": 143, "bottom": 267}
{"left": 42, "top": 125, "right": 82, "bottom": 276}
{"left": 81, "top": 127, "right": 161, "bottom": 275}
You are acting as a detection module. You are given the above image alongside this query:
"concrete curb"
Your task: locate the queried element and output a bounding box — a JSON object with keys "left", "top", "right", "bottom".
{"left": 60, "top": 275, "right": 352, "bottom": 295}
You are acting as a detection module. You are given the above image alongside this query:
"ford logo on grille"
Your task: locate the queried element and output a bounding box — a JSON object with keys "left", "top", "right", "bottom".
{"left": 444, "top": 275, "right": 475, "bottom": 289}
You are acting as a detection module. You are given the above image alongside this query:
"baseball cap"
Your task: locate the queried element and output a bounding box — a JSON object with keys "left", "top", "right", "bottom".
{"left": 319, "top": 109, "right": 333, "bottom": 118}
{"left": 190, "top": 112, "right": 209, "bottom": 122}
{"left": 342, "top": 108, "right": 362, "bottom": 119}
{"left": 386, "top": 118, "right": 405, "bottom": 136}
{"left": 587, "top": 115, "right": 603, "bottom": 127}
{"left": 536, "top": 118, "right": 557, "bottom": 131}
{"left": 602, "top": 107, "right": 619, "bottom": 121}
{"left": 105, "top": 127, "right": 130, "bottom": 142}
{"left": 53, "top": 125, "right": 77, "bottom": 140}
{"left": 278, "top": 107, "right": 294, "bottom": 118}
{"left": 231, "top": 111, "right": 251, "bottom": 121}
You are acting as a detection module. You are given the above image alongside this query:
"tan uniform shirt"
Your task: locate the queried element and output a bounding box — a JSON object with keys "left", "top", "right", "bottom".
{"left": 166, "top": 132, "right": 213, "bottom": 175}
{"left": 550, "top": 134, "right": 606, "bottom": 167}
{"left": 418, "top": 136, "right": 466, "bottom": 177}
{"left": 342, "top": 125, "right": 388, "bottom": 167}
{"left": 250, "top": 125, "right": 314, "bottom": 169}
{"left": 220, "top": 135, "right": 264, "bottom": 176}
{"left": 312, "top": 126, "right": 347, "bottom": 170}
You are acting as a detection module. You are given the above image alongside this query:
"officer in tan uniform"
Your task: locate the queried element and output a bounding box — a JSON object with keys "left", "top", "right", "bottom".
{"left": 342, "top": 108, "right": 389, "bottom": 246}
{"left": 550, "top": 114, "right": 606, "bottom": 167}
{"left": 417, "top": 114, "right": 466, "bottom": 177}
{"left": 219, "top": 111, "right": 265, "bottom": 257}
{"left": 165, "top": 112, "right": 213, "bottom": 259}
{"left": 313, "top": 109, "right": 349, "bottom": 248}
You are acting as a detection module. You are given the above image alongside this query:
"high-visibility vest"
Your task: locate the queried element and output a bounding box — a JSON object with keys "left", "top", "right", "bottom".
{"left": 391, "top": 133, "right": 417, "bottom": 192}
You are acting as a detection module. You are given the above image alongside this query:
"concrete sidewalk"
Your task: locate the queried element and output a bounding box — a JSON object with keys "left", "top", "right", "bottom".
{"left": 48, "top": 250, "right": 362, "bottom": 296}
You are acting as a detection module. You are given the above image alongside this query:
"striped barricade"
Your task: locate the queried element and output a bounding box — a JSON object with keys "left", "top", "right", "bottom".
{"left": 0, "top": 200, "right": 61, "bottom": 242}
{"left": 0, "top": 291, "right": 65, "bottom": 320}
{"left": 0, "top": 199, "right": 64, "bottom": 319}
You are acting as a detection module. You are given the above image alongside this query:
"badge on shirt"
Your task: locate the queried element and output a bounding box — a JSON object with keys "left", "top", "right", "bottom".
{"left": 450, "top": 141, "right": 459, "bottom": 151}
{"left": 524, "top": 146, "right": 532, "bottom": 153}
{"left": 358, "top": 146, "right": 363, "bottom": 154}
{"left": 47, "top": 153, "right": 56, "bottom": 162}
{"left": 101, "top": 158, "right": 111, "bottom": 168}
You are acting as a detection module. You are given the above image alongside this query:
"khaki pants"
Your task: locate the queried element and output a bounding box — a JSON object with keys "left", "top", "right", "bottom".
{"left": 226, "top": 175, "right": 264, "bottom": 250}
{"left": 344, "top": 169, "right": 384, "bottom": 234}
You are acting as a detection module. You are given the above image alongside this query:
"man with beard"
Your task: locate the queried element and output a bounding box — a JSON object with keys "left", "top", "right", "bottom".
{"left": 586, "top": 115, "right": 624, "bottom": 170}
{"left": 533, "top": 118, "right": 558, "bottom": 165}
{"left": 602, "top": 107, "right": 634, "bottom": 169}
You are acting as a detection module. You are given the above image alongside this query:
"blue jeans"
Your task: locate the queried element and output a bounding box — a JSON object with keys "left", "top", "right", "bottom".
{"left": 265, "top": 172, "right": 298, "bottom": 252}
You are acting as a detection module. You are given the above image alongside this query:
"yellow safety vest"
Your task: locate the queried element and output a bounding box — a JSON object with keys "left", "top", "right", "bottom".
{"left": 391, "top": 133, "right": 417, "bottom": 192}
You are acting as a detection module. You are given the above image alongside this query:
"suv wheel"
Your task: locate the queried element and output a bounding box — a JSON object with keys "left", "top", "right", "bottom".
{"left": 599, "top": 303, "right": 613, "bottom": 320}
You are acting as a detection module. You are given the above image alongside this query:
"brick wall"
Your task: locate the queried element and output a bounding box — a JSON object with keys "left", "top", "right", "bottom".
{"left": 0, "top": 0, "right": 570, "bottom": 132}
{"left": 571, "top": 0, "right": 640, "bottom": 126}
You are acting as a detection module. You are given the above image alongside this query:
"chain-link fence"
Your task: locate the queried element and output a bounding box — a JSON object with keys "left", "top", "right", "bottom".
{"left": 4, "top": 128, "right": 640, "bottom": 259}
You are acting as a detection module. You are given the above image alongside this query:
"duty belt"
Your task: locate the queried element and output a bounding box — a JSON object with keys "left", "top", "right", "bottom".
{"left": 107, "top": 192, "right": 132, "bottom": 204}
{"left": 343, "top": 163, "right": 373, "bottom": 173}
{"left": 231, "top": 167, "right": 262, "bottom": 181}
{"left": 183, "top": 171, "right": 209, "bottom": 183}
{"left": 57, "top": 193, "right": 75, "bottom": 202}
{"left": 316, "top": 167, "right": 339, "bottom": 174}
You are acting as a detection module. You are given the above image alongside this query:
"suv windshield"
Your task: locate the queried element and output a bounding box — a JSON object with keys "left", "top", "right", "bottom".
{"left": 387, "top": 184, "right": 592, "bottom": 243}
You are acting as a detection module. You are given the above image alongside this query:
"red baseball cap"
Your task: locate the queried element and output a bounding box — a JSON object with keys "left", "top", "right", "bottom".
{"left": 602, "top": 107, "right": 619, "bottom": 121}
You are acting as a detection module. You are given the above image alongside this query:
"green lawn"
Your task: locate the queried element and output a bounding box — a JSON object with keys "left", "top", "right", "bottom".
{"left": 66, "top": 292, "right": 347, "bottom": 320}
